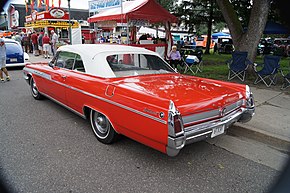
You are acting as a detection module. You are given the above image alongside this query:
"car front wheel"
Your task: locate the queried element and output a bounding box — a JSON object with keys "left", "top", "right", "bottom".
{"left": 30, "top": 78, "right": 43, "bottom": 100}
{"left": 90, "top": 110, "right": 118, "bottom": 144}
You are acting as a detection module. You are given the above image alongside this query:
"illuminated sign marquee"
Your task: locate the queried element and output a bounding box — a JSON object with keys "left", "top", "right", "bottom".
{"left": 89, "top": 0, "right": 121, "bottom": 13}
{"left": 25, "top": 20, "right": 79, "bottom": 28}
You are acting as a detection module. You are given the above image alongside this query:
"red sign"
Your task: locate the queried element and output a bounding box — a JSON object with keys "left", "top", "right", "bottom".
{"left": 25, "top": 8, "right": 69, "bottom": 23}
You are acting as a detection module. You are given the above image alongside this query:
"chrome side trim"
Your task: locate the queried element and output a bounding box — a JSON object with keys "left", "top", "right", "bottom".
{"left": 40, "top": 92, "right": 86, "bottom": 119}
{"left": 182, "top": 99, "right": 243, "bottom": 125}
{"left": 23, "top": 67, "right": 51, "bottom": 80}
{"left": 79, "top": 89, "right": 167, "bottom": 124}
{"left": 24, "top": 67, "right": 167, "bottom": 124}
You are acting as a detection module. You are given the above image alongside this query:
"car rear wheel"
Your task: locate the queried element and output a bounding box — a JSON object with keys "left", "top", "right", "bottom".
{"left": 90, "top": 110, "right": 118, "bottom": 144}
{"left": 30, "top": 78, "right": 43, "bottom": 100}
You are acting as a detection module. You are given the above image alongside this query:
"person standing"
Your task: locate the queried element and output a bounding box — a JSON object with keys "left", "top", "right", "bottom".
{"left": 0, "top": 38, "right": 10, "bottom": 82}
{"left": 11, "top": 33, "right": 16, "bottom": 41}
{"left": 14, "top": 32, "right": 22, "bottom": 44}
{"left": 192, "top": 36, "right": 197, "bottom": 49}
{"left": 38, "top": 30, "right": 44, "bottom": 56}
{"left": 31, "top": 31, "right": 39, "bottom": 56}
{"left": 42, "top": 33, "right": 50, "bottom": 59}
{"left": 50, "top": 30, "right": 58, "bottom": 56}
{"left": 21, "top": 33, "right": 30, "bottom": 53}
{"left": 27, "top": 32, "right": 33, "bottom": 53}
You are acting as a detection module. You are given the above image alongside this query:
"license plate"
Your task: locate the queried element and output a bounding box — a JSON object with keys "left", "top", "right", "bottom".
{"left": 211, "top": 125, "right": 225, "bottom": 138}
{"left": 10, "top": 58, "right": 17, "bottom": 62}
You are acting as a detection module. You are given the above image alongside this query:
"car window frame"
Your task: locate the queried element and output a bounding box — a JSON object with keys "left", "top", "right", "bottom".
{"left": 72, "top": 53, "right": 86, "bottom": 73}
{"left": 53, "top": 51, "right": 76, "bottom": 70}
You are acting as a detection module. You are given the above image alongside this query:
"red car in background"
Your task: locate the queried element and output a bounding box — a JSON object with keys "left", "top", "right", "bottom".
{"left": 273, "top": 38, "right": 290, "bottom": 56}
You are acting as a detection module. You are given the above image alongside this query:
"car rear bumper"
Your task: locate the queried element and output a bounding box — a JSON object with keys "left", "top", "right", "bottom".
{"left": 6, "top": 62, "right": 26, "bottom": 67}
{"left": 166, "top": 107, "right": 255, "bottom": 156}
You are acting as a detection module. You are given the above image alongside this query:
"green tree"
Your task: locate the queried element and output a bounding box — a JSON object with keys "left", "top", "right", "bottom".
{"left": 174, "top": 0, "right": 224, "bottom": 54}
{"left": 216, "top": 0, "right": 271, "bottom": 63}
{"left": 156, "top": 0, "right": 176, "bottom": 12}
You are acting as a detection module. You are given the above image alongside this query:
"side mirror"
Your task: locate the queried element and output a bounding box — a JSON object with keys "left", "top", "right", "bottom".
{"left": 48, "top": 61, "right": 54, "bottom": 68}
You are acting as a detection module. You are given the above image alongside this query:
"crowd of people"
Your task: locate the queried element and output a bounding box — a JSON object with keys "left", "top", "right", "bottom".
{"left": 10, "top": 30, "right": 58, "bottom": 59}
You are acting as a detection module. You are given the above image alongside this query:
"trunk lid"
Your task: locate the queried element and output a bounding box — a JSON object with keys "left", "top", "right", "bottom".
{"left": 114, "top": 74, "right": 243, "bottom": 115}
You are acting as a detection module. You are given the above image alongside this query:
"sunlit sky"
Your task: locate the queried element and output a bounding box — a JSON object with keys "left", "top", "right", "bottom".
{"left": 4, "top": 0, "right": 90, "bottom": 10}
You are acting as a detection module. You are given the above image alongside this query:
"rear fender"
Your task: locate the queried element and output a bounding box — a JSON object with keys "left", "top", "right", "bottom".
{"left": 82, "top": 105, "right": 120, "bottom": 134}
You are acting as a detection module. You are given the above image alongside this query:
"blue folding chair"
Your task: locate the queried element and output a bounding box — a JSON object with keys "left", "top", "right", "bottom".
{"left": 280, "top": 63, "right": 290, "bottom": 90}
{"left": 254, "top": 55, "right": 280, "bottom": 87}
{"left": 227, "top": 51, "right": 253, "bottom": 81}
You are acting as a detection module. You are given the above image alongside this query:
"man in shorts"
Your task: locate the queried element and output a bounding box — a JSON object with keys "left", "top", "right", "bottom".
{"left": 42, "top": 33, "right": 50, "bottom": 59}
{"left": 0, "top": 38, "right": 10, "bottom": 82}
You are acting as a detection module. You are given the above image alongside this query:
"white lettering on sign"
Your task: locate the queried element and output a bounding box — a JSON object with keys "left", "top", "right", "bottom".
{"left": 26, "top": 17, "right": 32, "bottom": 22}
{"left": 89, "top": 0, "right": 121, "bottom": 12}
{"left": 37, "top": 13, "right": 45, "bottom": 20}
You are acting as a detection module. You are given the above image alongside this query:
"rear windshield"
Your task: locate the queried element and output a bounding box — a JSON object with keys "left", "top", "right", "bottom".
{"left": 6, "top": 42, "right": 23, "bottom": 53}
{"left": 106, "top": 53, "right": 175, "bottom": 78}
{"left": 197, "top": 37, "right": 204, "bottom": 41}
{"left": 221, "top": 39, "right": 233, "bottom": 43}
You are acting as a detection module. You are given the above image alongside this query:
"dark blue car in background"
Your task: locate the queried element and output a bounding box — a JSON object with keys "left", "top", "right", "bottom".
{"left": 4, "top": 38, "right": 29, "bottom": 67}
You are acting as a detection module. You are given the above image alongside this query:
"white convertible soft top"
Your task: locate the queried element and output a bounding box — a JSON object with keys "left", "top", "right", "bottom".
{"left": 57, "top": 44, "right": 161, "bottom": 78}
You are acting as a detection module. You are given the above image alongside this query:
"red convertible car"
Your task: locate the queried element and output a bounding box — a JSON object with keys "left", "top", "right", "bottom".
{"left": 23, "top": 44, "right": 255, "bottom": 156}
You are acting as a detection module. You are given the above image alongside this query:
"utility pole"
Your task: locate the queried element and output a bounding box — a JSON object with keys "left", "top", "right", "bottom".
{"left": 68, "top": 0, "right": 72, "bottom": 45}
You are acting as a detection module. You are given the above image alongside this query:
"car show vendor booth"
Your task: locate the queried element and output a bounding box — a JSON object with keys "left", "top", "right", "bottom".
{"left": 88, "top": 0, "right": 178, "bottom": 58}
{"left": 25, "top": 7, "right": 81, "bottom": 45}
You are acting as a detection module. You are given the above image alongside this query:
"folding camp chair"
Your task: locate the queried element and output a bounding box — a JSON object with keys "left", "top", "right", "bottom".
{"left": 253, "top": 55, "right": 280, "bottom": 87}
{"left": 180, "top": 48, "right": 203, "bottom": 74}
{"left": 280, "top": 66, "right": 290, "bottom": 90}
{"left": 227, "top": 51, "right": 252, "bottom": 81}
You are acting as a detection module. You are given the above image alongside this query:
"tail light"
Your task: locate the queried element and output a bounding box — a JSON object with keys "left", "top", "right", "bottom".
{"left": 168, "top": 100, "right": 184, "bottom": 137}
{"left": 245, "top": 85, "right": 255, "bottom": 108}
{"left": 174, "top": 115, "right": 183, "bottom": 133}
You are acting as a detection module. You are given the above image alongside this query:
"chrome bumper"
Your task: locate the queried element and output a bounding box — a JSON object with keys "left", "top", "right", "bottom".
{"left": 166, "top": 107, "right": 255, "bottom": 156}
{"left": 23, "top": 69, "right": 31, "bottom": 84}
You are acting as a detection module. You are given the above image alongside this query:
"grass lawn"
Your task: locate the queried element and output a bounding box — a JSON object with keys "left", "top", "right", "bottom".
{"left": 179, "top": 51, "right": 290, "bottom": 93}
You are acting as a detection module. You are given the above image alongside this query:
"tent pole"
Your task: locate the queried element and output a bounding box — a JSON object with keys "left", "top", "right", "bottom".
{"left": 121, "top": 0, "right": 123, "bottom": 36}
{"left": 126, "top": 16, "right": 130, "bottom": 45}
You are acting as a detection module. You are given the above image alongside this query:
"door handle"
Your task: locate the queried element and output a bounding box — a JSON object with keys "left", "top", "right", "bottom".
{"left": 61, "top": 75, "right": 67, "bottom": 79}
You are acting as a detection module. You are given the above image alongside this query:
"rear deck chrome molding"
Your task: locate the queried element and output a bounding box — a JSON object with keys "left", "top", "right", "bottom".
{"left": 182, "top": 99, "right": 243, "bottom": 126}
{"left": 23, "top": 68, "right": 167, "bottom": 124}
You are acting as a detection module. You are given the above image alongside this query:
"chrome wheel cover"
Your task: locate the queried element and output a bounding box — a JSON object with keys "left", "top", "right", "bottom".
{"left": 31, "top": 79, "right": 39, "bottom": 97}
{"left": 91, "top": 111, "right": 110, "bottom": 139}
